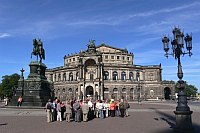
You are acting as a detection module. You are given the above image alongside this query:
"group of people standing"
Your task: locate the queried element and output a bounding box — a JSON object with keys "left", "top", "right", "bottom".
{"left": 45, "top": 97, "right": 130, "bottom": 123}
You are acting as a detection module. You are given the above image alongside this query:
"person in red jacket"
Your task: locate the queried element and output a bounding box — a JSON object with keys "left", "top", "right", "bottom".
{"left": 17, "top": 96, "right": 23, "bottom": 107}
{"left": 110, "top": 100, "right": 116, "bottom": 117}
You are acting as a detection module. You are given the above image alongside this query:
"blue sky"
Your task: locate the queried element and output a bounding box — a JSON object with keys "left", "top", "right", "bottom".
{"left": 0, "top": 0, "right": 200, "bottom": 92}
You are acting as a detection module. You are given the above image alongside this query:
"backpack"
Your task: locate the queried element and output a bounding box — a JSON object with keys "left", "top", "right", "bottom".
{"left": 47, "top": 103, "right": 52, "bottom": 110}
{"left": 119, "top": 103, "right": 124, "bottom": 109}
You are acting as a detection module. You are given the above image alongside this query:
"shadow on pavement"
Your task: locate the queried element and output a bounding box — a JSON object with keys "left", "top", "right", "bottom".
{"left": 150, "top": 108, "right": 199, "bottom": 133}
{"left": 0, "top": 123, "right": 8, "bottom": 126}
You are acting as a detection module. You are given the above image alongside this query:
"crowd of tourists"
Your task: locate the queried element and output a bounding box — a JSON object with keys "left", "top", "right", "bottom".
{"left": 45, "top": 97, "right": 130, "bottom": 123}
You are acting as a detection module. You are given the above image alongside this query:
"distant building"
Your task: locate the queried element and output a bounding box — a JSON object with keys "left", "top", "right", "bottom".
{"left": 45, "top": 40, "right": 175, "bottom": 101}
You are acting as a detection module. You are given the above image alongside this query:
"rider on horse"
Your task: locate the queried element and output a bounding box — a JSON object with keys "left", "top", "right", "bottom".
{"left": 31, "top": 38, "right": 45, "bottom": 63}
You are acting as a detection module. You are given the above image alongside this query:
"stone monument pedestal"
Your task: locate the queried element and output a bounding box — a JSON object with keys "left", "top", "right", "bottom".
{"left": 10, "top": 61, "right": 52, "bottom": 107}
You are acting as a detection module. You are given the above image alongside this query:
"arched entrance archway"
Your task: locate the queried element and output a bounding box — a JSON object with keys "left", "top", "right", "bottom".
{"left": 164, "top": 87, "right": 171, "bottom": 100}
{"left": 85, "top": 59, "right": 96, "bottom": 66}
{"left": 104, "top": 88, "right": 109, "bottom": 100}
{"left": 86, "top": 86, "right": 94, "bottom": 97}
{"left": 85, "top": 59, "right": 96, "bottom": 80}
{"left": 122, "top": 88, "right": 126, "bottom": 100}
{"left": 129, "top": 88, "right": 134, "bottom": 101}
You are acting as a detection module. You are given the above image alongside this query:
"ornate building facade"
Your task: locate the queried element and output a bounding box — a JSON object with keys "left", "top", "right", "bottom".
{"left": 45, "top": 40, "right": 175, "bottom": 101}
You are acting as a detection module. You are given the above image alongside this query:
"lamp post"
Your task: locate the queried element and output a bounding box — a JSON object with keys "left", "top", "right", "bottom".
{"left": 136, "top": 71, "right": 141, "bottom": 104}
{"left": 162, "top": 27, "right": 194, "bottom": 132}
{"left": 20, "top": 68, "right": 25, "bottom": 96}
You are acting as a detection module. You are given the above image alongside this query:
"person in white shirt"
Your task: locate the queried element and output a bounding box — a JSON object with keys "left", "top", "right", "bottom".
{"left": 4, "top": 97, "right": 8, "bottom": 106}
{"left": 56, "top": 100, "right": 62, "bottom": 121}
{"left": 103, "top": 100, "right": 108, "bottom": 118}
{"left": 88, "top": 99, "right": 94, "bottom": 120}
{"left": 98, "top": 100, "right": 104, "bottom": 119}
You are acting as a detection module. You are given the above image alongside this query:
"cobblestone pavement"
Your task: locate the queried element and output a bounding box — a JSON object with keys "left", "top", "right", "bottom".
{"left": 0, "top": 101, "right": 200, "bottom": 133}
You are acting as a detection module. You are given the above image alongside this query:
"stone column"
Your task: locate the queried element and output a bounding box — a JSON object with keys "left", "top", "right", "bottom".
{"left": 109, "top": 89, "right": 112, "bottom": 99}
{"left": 142, "top": 71, "right": 145, "bottom": 81}
{"left": 97, "top": 65, "right": 99, "bottom": 79}
{"left": 80, "top": 85, "right": 83, "bottom": 100}
{"left": 93, "top": 86, "right": 96, "bottom": 100}
{"left": 110, "top": 69, "right": 112, "bottom": 80}
{"left": 117, "top": 70, "right": 119, "bottom": 80}
{"left": 52, "top": 74, "right": 55, "bottom": 82}
{"left": 79, "top": 66, "right": 81, "bottom": 79}
{"left": 126, "top": 88, "right": 130, "bottom": 100}
{"left": 100, "top": 84, "right": 104, "bottom": 100}
{"left": 61, "top": 72, "right": 63, "bottom": 81}
{"left": 99, "top": 64, "right": 103, "bottom": 79}
{"left": 83, "top": 65, "right": 85, "bottom": 80}
{"left": 78, "top": 85, "right": 81, "bottom": 100}
{"left": 66, "top": 72, "right": 68, "bottom": 81}
{"left": 82, "top": 84, "right": 85, "bottom": 100}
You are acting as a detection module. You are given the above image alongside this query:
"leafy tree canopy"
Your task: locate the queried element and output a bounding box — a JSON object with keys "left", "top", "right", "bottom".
{"left": 175, "top": 81, "right": 198, "bottom": 97}
{"left": 0, "top": 73, "right": 20, "bottom": 98}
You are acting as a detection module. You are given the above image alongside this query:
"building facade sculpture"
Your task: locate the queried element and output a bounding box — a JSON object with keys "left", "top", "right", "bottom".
{"left": 46, "top": 40, "right": 175, "bottom": 101}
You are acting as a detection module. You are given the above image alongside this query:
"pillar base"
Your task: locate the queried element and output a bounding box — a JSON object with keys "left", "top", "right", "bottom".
{"left": 174, "top": 111, "right": 194, "bottom": 133}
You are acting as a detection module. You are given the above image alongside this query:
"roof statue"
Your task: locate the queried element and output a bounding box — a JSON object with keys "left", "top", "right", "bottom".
{"left": 87, "top": 39, "right": 96, "bottom": 53}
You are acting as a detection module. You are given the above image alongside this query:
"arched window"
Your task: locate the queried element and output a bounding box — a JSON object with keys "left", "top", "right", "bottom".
{"left": 54, "top": 74, "right": 56, "bottom": 82}
{"left": 76, "top": 72, "right": 79, "bottom": 80}
{"left": 85, "top": 59, "right": 96, "bottom": 66}
{"left": 113, "top": 88, "right": 118, "bottom": 92}
{"left": 90, "top": 74, "right": 94, "bottom": 80}
{"left": 122, "top": 88, "right": 126, "bottom": 92}
{"left": 104, "top": 88, "right": 109, "bottom": 92}
{"left": 129, "top": 72, "right": 133, "bottom": 80}
{"left": 104, "top": 88, "right": 109, "bottom": 100}
{"left": 113, "top": 71, "right": 118, "bottom": 80}
{"left": 136, "top": 71, "right": 140, "bottom": 81}
{"left": 122, "top": 88, "right": 127, "bottom": 100}
{"left": 130, "top": 88, "right": 134, "bottom": 100}
{"left": 121, "top": 71, "right": 126, "bottom": 80}
{"left": 63, "top": 73, "right": 66, "bottom": 81}
{"left": 62, "top": 88, "right": 65, "bottom": 93}
{"left": 68, "top": 88, "right": 72, "bottom": 93}
{"left": 69, "top": 72, "right": 73, "bottom": 81}
{"left": 50, "top": 74, "right": 53, "bottom": 81}
{"left": 58, "top": 74, "right": 61, "bottom": 81}
{"left": 104, "top": 71, "right": 109, "bottom": 80}
{"left": 150, "top": 90, "right": 154, "bottom": 98}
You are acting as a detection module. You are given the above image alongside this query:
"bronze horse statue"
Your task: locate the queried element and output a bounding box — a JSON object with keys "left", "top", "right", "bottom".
{"left": 31, "top": 38, "right": 45, "bottom": 62}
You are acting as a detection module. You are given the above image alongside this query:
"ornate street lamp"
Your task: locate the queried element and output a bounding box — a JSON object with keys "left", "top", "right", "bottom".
{"left": 20, "top": 68, "right": 25, "bottom": 96}
{"left": 162, "top": 27, "right": 194, "bottom": 132}
{"left": 136, "top": 70, "right": 141, "bottom": 104}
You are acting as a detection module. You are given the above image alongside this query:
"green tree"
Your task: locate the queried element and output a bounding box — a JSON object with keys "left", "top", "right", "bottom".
{"left": 0, "top": 73, "right": 20, "bottom": 98}
{"left": 175, "top": 82, "right": 198, "bottom": 97}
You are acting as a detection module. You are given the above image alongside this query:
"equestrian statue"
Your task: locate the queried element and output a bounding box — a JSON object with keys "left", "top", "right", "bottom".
{"left": 31, "top": 38, "right": 45, "bottom": 63}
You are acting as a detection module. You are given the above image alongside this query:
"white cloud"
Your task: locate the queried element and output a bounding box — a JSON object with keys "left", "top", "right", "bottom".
{"left": 3, "top": 0, "right": 199, "bottom": 39}
{"left": 0, "top": 33, "right": 11, "bottom": 38}
{"left": 128, "top": 1, "right": 200, "bottom": 18}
